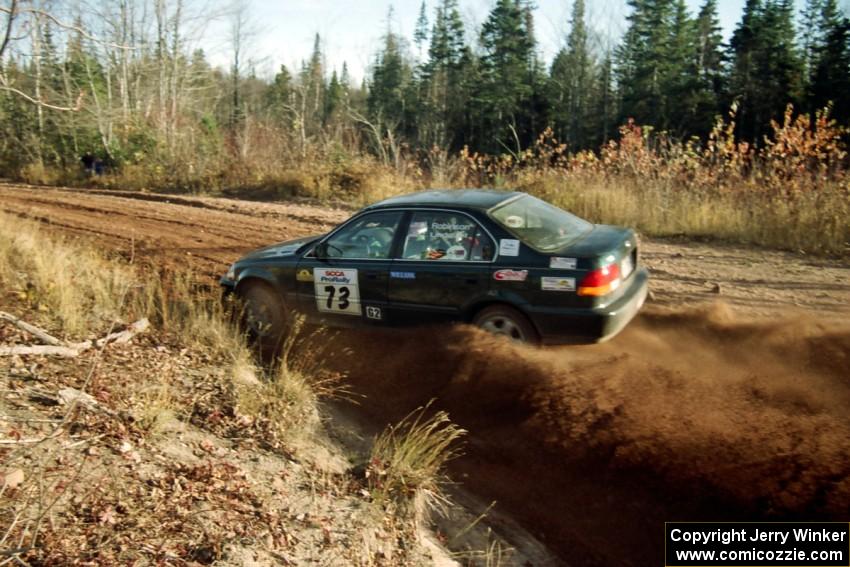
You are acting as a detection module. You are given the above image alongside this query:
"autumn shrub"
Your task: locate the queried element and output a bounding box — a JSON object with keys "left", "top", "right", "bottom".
{"left": 451, "top": 105, "right": 849, "bottom": 254}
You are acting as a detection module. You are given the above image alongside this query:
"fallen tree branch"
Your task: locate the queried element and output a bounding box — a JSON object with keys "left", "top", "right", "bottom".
{"left": 0, "top": 345, "right": 82, "bottom": 357}
{"left": 0, "top": 316, "right": 149, "bottom": 357}
{"left": 70, "top": 318, "right": 150, "bottom": 350}
{"left": 0, "top": 311, "right": 64, "bottom": 346}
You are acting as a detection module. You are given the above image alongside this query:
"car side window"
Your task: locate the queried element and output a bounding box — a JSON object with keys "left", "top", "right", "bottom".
{"left": 401, "top": 212, "right": 495, "bottom": 261}
{"left": 323, "top": 211, "right": 403, "bottom": 259}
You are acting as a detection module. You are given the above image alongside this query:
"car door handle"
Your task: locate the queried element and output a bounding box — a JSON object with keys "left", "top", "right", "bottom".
{"left": 365, "top": 273, "right": 379, "bottom": 280}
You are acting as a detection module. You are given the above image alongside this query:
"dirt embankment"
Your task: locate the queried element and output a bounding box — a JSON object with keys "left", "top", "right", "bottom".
{"left": 2, "top": 182, "right": 850, "bottom": 565}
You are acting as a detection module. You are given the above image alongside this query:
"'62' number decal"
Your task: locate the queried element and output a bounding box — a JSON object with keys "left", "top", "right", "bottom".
{"left": 324, "top": 285, "right": 351, "bottom": 310}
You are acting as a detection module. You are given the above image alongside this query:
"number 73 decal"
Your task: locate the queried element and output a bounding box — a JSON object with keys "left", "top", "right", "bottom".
{"left": 314, "top": 268, "right": 362, "bottom": 316}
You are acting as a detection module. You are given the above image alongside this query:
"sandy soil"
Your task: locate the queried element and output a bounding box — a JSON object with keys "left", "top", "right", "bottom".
{"left": 2, "top": 182, "right": 849, "bottom": 566}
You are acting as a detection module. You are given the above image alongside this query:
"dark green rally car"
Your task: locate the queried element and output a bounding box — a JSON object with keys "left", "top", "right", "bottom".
{"left": 220, "top": 190, "right": 648, "bottom": 345}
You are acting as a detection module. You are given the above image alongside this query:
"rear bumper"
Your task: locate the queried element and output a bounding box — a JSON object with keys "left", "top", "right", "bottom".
{"left": 529, "top": 267, "right": 649, "bottom": 345}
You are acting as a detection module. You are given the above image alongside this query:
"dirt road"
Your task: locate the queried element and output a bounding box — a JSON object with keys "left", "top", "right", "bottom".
{"left": 1, "top": 182, "right": 847, "bottom": 316}
{"left": 2, "top": 183, "right": 850, "bottom": 566}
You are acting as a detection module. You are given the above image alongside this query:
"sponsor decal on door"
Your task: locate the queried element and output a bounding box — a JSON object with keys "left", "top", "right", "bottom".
{"left": 314, "top": 268, "right": 362, "bottom": 315}
{"left": 390, "top": 271, "right": 416, "bottom": 279}
{"left": 493, "top": 269, "right": 528, "bottom": 282}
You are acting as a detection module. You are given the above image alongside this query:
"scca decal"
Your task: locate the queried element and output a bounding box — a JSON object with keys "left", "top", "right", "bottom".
{"left": 493, "top": 269, "right": 528, "bottom": 282}
{"left": 316, "top": 269, "right": 354, "bottom": 285}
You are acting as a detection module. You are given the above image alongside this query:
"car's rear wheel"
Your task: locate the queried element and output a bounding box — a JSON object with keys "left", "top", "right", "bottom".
{"left": 238, "top": 282, "right": 287, "bottom": 348}
{"left": 473, "top": 305, "right": 539, "bottom": 344}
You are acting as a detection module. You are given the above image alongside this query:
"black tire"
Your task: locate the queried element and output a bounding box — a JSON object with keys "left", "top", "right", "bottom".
{"left": 238, "top": 283, "right": 287, "bottom": 348}
{"left": 472, "top": 304, "right": 539, "bottom": 344}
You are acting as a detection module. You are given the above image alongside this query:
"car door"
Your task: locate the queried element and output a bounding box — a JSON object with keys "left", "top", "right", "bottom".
{"left": 387, "top": 209, "right": 495, "bottom": 323}
{"left": 295, "top": 210, "right": 404, "bottom": 326}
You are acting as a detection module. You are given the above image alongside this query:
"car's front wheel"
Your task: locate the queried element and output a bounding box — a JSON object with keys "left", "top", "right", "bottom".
{"left": 473, "top": 305, "right": 539, "bottom": 344}
{"left": 238, "top": 282, "right": 287, "bottom": 348}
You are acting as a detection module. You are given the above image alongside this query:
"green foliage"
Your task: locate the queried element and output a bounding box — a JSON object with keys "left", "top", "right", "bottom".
{"left": 807, "top": 0, "right": 850, "bottom": 124}
{"left": 549, "top": 0, "right": 595, "bottom": 149}
{"left": 477, "top": 0, "right": 538, "bottom": 153}
{"left": 728, "top": 0, "right": 805, "bottom": 140}
{"left": 1, "top": 0, "right": 847, "bottom": 211}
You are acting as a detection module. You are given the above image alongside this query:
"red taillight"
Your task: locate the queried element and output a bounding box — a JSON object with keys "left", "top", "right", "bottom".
{"left": 578, "top": 263, "right": 621, "bottom": 296}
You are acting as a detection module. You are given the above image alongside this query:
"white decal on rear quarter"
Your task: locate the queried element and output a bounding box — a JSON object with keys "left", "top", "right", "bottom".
{"left": 314, "top": 268, "right": 362, "bottom": 315}
{"left": 499, "top": 239, "right": 520, "bottom": 256}
{"left": 541, "top": 277, "right": 576, "bottom": 291}
{"left": 550, "top": 257, "right": 577, "bottom": 270}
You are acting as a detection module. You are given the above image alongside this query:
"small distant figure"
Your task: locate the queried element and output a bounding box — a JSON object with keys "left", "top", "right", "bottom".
{"left": 80, "top": 154, "right": 105, "bottom": 176}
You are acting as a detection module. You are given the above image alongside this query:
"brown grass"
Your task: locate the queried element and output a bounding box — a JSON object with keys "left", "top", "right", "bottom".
{"left": 367, "top": 403, "right": 466, "bottom": 523}
{"left": 0, "top": 213, "right": 133, "bottom": 336}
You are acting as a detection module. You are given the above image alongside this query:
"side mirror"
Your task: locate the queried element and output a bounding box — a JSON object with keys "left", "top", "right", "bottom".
{"left": 314, "top": 242, "right": 329, "bottom": 259}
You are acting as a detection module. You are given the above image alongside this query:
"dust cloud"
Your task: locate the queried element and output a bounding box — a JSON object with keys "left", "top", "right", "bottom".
{"left": 321, "top": 302, "right": 850, "bottom": 565}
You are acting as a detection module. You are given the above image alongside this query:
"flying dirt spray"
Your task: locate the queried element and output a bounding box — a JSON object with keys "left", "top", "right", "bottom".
{"left": 321, "top": 302, "right": 850, "bottom": 566}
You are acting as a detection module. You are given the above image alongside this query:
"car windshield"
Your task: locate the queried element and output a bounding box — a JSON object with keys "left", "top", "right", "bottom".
{"left": 489, "top": 195, "right": 592, "bottom": 251}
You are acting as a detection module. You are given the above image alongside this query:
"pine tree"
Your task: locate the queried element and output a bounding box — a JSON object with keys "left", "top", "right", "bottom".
{"left": 693, "top": 0, "right": 725, "bottom": 134}
{"left": 324, "top": 69, "right": 344, "bottom": 125}
{"left": 302, "top": 33, "right": 325, "bottom": 123}
{"left": 590, "top": 51, "right": 617, "bottom": 147}
{"left": 414, "top": 1, "right": 429, "bottom": 60}
{"left": 728, "top": 0, "right": 765, "bottom": 139}
{"left": 800, "top": 0, "right": 824, "bottom": 77}
{"left": 368, "top": 26, "right": 414, "bottom": 135}
{"left": 666, "top": 0, "right": 698, "bottom": 134}
{"left": 478, "top": 0, "right": 536, "bottom": 153}
{"left": 808, "top": 0, "right": 850, "bottom": 123}
{"left": 617, "top": 0, "right": 678, "bottom": 129}
{"left": 267, "top": 65, "right": 293, "bottom": 114}
{"left": 548, "top": 0, "right": 595, "bottom": 149}
{"left": 420, "top": 0, "right": 467, "bottom": 148}
{"left": 728, "top": 0, "right": 804, "bottom": 141}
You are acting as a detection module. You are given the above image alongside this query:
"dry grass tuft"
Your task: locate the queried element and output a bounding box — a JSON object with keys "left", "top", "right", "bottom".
{"left": 134, "top": 374, "right": 177, "bottom": 434}
{"left": 232, "top": 318, "right": 349, "bottom": 446}
{"left": 367, "top": 403, "right": 466, "bottom": 523}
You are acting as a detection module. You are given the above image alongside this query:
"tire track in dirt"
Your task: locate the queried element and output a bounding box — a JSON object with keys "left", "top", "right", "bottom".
{"left": 0, "top": 185, "right": 344, "bottom": 279}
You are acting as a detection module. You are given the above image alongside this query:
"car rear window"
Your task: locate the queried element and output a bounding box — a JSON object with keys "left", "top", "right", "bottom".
{"left": 489, "top": 195, "right": 592, "bottom": 251}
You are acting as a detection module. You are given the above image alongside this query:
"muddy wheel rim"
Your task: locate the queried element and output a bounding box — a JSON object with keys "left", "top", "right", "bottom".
{"left": 479, "top": 315, "right": 526, "bottom": 342}
{"left": 245, "top": 303, "right": 272, "bottom": 336}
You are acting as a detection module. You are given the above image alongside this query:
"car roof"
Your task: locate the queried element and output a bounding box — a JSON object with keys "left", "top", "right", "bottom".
{"left": 364, "top": 189, "right": 523, "bottom": 212}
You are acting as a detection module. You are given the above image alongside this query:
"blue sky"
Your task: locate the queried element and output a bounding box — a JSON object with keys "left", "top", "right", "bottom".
{"left": 203, "top": 0, "right": 843, "bottom": 81}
